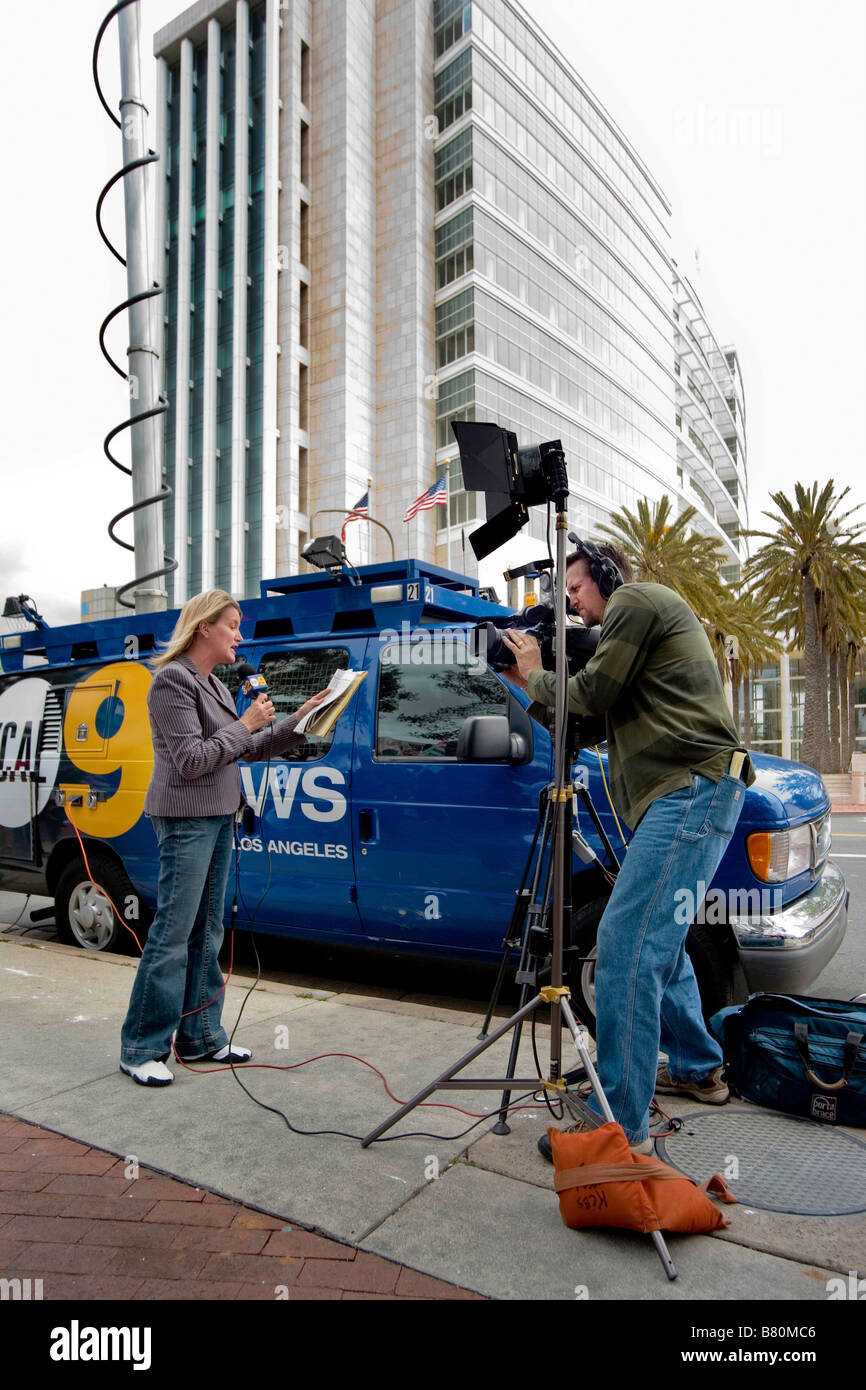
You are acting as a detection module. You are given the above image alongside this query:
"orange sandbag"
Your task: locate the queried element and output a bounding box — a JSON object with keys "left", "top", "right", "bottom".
{"left": 549, "top": 1121, "right": 733, "bottom": 1235}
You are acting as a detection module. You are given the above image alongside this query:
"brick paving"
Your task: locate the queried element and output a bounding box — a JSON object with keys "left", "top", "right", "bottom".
{"left": 0, "top": 1112, "right": 484, "bottom": 1301}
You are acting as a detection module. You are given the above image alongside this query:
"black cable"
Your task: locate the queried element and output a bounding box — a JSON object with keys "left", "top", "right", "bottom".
{"left": 4, "top": 894, "right": 34, "bottom": 930}
{"left": 530, "top": 1006, "right": 565, "bottom": 1121}
{"left": 224, "top": 1051, "right": 547, "bottom": 1144}
{"left": 221, "top": 710, "right": 553, "bottom": 1145}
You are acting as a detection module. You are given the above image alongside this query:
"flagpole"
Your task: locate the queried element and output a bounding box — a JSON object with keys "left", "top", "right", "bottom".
{"left": 367, "top": 473, "right": 373, "bottom": 565}
{"left": 445, "top": 465, "right": 452, "bottom": 572}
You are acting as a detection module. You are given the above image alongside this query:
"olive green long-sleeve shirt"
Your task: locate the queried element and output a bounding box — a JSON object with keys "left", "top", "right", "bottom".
{"left": 526, "top": 582, "right": 753, "bottom": 830}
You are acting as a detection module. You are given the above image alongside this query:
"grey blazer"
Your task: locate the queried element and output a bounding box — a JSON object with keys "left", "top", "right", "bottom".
{"left": 143, "top": 654, "right": 304, "bottom": 817}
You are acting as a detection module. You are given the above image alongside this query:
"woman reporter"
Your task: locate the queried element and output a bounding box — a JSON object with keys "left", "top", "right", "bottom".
{"left": 120, "top": 590, "right": 328, "bottom": 1087}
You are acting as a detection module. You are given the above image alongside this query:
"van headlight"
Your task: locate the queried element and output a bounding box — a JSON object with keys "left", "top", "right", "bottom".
{"left": 746, "top": 826, "right": 815, "bottom": 882}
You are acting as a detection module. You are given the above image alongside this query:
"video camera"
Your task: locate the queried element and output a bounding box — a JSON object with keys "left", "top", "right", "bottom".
{"left": 470, "top": 601, "right": 598, "bottom": 675}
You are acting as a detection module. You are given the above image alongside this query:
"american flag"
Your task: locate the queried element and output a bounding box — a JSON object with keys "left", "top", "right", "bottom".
{"left": 341, "top": 492, "right": 369, "bottom": 540}
{"left": 403, "top": 476, "right": 447, "bottom": 523}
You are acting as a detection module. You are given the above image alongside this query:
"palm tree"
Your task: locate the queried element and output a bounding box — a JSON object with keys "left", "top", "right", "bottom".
{"left": 597, "top": 496, "right": 731, "bottom": 634}
{"left": 741, "top": 482, "right": 866, "bottom": 773}
{"left": 598, "top": 498, "right": 785, "bottom": 730}
{"left": 726, "top": 587, "right": 784, "bottom": 744}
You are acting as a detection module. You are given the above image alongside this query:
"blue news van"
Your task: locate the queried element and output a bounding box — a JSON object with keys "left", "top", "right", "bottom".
{"left": 0, "top": 559, "right": 848, "bottom": 1029}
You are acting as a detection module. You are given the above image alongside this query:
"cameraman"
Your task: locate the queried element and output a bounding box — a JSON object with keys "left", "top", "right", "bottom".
{"left": 502, "top": 539, "right": 753, "bottom": 1157}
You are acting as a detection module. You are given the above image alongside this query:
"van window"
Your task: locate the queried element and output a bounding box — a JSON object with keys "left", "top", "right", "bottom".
{"left": 375, "top": 654, "right": 507, "bottom": 760}
{"left": 258, "top": 648, "right": 349, "bottom": 761}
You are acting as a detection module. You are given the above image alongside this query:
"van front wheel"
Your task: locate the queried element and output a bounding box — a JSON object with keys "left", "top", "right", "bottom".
{"left": 55, "top": 855, "right": 151, "bottom": 955}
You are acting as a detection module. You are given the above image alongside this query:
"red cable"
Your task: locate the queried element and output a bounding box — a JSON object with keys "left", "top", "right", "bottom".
{"left": 65, "top": 814, "right": 144, "bottom": 955}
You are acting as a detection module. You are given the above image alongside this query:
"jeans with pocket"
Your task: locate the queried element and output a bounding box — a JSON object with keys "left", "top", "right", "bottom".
{"left": 586, "top": 771, "right": 746, "bottom": 1143}
{"left": 120, "top": 814, "right": 235, "bottom": 1065}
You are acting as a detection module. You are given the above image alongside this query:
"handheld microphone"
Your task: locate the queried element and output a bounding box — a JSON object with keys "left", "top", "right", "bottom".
{"left": 234, "top": 666, "right": 271, "bottom": 835}
{"left": 235, "top": 663, "right": 270, "bottom": 700}
{"left": 241, "top": 673, "right": 269, "bottom": 699}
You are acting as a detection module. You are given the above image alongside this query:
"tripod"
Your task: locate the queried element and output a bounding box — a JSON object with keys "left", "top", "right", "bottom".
{"left": 477, "top": 718, "right": 621, "bottom": 1136}
{"left": 360, "top": 505, "right": 678, "bottom": 1281}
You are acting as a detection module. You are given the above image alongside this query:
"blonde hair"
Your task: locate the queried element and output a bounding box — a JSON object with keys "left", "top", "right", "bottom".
{"left": 151, "top": 590, "right": 242, "bottom": 670}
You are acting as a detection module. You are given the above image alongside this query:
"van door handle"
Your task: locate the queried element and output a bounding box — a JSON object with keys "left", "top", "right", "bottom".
{"left": 359, "top": 810, "right": 377, "bottom": 842}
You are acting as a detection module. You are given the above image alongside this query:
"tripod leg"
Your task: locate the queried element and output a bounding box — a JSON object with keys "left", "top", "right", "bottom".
{"left": 490, "top": 979, "right": 534, "bottom": 1134}
{"left": 560, "top": 998, "right": 677, "bottom": 1281}
{"left": 479, "top": 798, "right": 554, "bottom": 1040}
{"left": 360, "top": 992, "right": 547, "bottom": 1147}
{"left": 478, "top": 945, "right": 518, "bottom": 1041}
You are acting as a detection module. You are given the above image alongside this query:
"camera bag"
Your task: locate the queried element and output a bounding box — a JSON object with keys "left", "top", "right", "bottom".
{"left": 710, "top": 993, "right": 866, "bottom": 1127}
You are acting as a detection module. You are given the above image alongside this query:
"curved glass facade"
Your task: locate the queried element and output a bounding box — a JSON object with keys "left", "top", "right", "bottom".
{"left": 433, "top": 0, "right": 746, "bottom": 591}
{"left": 433, "top": 0, "right": 680, "bottom": 575}
{"left": 673, "top": 272, "right": 749, "bottom": 577}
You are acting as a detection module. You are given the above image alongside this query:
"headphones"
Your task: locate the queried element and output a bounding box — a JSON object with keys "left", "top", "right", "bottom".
{"left": 567, "top": 534, "right": 624, "bottom": 600}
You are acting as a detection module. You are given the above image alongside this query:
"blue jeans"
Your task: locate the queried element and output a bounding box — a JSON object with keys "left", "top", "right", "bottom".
{"left": 586, "top": 771, "right": 746, "bottom": 1143}
{"left": 120, "top": 815, "right": 235, "bottom": 1065}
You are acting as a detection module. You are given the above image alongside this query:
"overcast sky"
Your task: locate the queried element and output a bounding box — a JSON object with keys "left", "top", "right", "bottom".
{"left": 2, "top": 0, "right": 864, "bottom": 624}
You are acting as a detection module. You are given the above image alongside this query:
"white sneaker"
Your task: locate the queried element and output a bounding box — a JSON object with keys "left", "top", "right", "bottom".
{"left": 211, "top": 1044, "right": 251, "bottom": 1063}
{"left": 120, "top": 1059, "right": 174, "bottom": 1086}
{"left": 178, "top": 1044, "right": 252, "bottom": 1063}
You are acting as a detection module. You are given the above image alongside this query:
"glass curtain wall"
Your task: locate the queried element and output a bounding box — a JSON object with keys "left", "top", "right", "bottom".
{"left": 216, "top": 24, "right": 236, "bottom": 593}
{"left": 162, "top": 6, "right": 266, "bottom": 604}
{"left": 244, "top": 6, "right": 267, "bottom": 597}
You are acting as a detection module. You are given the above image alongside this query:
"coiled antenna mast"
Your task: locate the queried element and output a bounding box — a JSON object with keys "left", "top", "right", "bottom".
{"left": 94, "top": 0, "right": 176, "bottom": 611}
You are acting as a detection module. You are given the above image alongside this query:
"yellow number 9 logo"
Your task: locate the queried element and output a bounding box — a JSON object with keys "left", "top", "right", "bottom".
{"left": 63, "top": 662, "right": 153, "bottom": 838}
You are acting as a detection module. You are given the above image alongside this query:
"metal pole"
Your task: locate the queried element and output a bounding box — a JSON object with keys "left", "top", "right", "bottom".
{"left": 547, "top": 511, "right": 570, "bottom": 1086}
{"left": 446, "top": 465, "right": 452, "bottom": 572}
{"left": 118, "top": 2, "right": 166, "bottom": 612}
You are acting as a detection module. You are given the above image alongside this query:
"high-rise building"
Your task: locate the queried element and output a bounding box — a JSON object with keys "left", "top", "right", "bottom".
{"left": 154, "top": 0, "right": 746, "bottom": 604}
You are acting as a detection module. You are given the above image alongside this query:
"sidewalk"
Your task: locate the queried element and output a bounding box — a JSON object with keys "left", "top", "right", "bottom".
{"left": 1, "top": 929, "right": 863, "bottom": 1302}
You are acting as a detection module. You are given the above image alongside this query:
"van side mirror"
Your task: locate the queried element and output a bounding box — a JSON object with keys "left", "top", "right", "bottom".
{"left": 457, "top": 715, "right": 531, "bottom": 764}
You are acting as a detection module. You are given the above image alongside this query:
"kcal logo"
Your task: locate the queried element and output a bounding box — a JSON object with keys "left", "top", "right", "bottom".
{"left": 0, "top": 679, "right": 62, "bottom": 828}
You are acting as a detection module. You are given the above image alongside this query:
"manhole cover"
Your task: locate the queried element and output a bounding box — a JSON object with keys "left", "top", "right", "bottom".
{"left": 657, "top": 1108, "right": 866, "bottom": 1215}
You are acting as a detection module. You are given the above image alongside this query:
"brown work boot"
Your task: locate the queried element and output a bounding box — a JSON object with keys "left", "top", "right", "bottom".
{"left": 655, "top": 1064, "right": 729, "bottom": 1105}
{"left": 537, "top": 1113, "right": 653, "bottom": 1162}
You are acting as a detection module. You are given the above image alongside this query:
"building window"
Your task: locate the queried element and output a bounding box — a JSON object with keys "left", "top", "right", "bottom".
{"left": 434, "top": 48, "right": 471, "bottom": 133}
{"left": 444, "top": 455, "right": 477, "bottom": 527}
{"left": 436, "top": 288, "right": 474, "bottom": 368}
{"left": 435, "top": 127, "right": 472, "bottom": 211}
{"left": 689, "top": 476, "right": 715, "bottom": 518}
{"left": 436, "top": 368, "right": 475, "bottom": 450}
{"left": 435, "top": 207, "right": 474, "bottom": 288}
{"left": 723, "top": 476, "right": 739, "bottom": 504}
{"left": 434, "top": 0, "right": 471, "bottom": 58}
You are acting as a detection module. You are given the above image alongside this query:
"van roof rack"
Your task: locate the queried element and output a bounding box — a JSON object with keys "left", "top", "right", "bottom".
{"left": 0, "top": 561, "right": 507, "bottom": 673}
